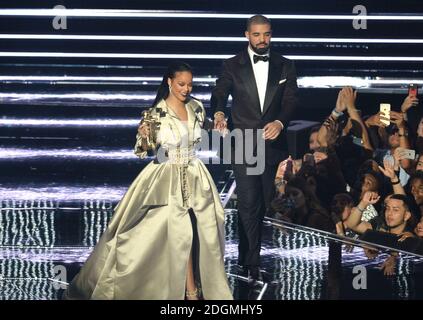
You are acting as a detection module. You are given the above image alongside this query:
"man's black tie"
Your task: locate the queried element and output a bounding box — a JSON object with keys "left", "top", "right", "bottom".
{"left": 253, "top": 54, "right": 269, "bottom": 63}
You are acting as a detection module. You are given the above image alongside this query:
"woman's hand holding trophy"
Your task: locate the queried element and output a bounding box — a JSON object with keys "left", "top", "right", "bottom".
{"left": 138, "top": 109, "right": 162, "bottom": 151}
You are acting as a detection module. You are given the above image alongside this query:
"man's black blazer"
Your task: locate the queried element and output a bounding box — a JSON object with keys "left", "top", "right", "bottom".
{"left": 211, "top": 48, "right": 299, "bottom": 165}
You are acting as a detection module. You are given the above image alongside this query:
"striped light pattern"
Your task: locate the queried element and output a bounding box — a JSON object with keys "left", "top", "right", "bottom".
{"left": 1, "top": 51, "right": 423, "bottom": 61}
{"left": 0, "top": 9, "right": 422, "bottom": 20}
{"left": 2, "top": 34, "right": 423, "bottom": 44}
{"left": 0, "top": 76, "right": 421, "bottom": 88}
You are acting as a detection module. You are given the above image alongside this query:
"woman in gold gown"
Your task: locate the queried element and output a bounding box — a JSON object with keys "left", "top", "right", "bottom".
{"left": 63, "top": 62, "right": 233, "bottom": 300}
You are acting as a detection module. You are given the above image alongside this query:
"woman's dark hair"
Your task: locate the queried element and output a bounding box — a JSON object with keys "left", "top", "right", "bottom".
{"left": 408, "top": 171, "right": 423, "bottom": 186}
{"left": 354, "top": 160, "right": 386, "bottom": 196}
{"left": 389, "top": 194, "right": 411, "bottom": 212}
{"left": 405, "top": 170, "right": 423, "bottom": 191}
{"left": 357, "top": 159, "right": 379, "bottom": 178}
{"left": 405, "top": 171, "right": 423, "bottom": 212}
{"left": 416, "top": 137, "right": 423, "bottom": 155}
{"left": 331, "top": 193, "right": 354, "bottom": 223}
{"left": 271, "top": 176, "right": 329, "bottom": 225}
{"left": 151, "top": 61, "right": 193, "bottom": 107}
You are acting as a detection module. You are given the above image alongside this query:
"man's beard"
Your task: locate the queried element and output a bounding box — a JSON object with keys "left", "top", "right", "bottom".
{"left": 251, "top": 44, "right": 270, "bottom": 55}
{"left": 386, "top": 220, "right": 405, "bottom": 230}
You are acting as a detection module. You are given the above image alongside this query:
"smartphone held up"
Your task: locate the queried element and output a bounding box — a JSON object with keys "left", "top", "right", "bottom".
{"left": 408, "top": 84, "right": 419, "bottom": 97}
{"left": 379, "top": 103, "right": 391, "bottom": 126}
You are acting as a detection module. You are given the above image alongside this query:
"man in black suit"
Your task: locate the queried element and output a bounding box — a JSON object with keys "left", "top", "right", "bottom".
{"left": 211, "top": 14, "right": 299, "bottom": 281}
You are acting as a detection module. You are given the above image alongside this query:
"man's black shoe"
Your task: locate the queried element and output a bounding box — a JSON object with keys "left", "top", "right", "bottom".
{"left": 248, "top": 266, "right": 259, "bottom": 279}
{"left": 234, "top": 264, "right": 248, "bottom": 277}
{"left": 247, "top": 266, "right": 261, "bottom": 285}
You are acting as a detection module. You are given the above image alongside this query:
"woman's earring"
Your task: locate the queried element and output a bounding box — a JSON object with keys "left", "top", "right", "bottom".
{"left": 169, "top": 85, "right": 172, "bottom": 92}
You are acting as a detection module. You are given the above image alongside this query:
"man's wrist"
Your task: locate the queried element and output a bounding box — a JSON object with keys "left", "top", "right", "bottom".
{"left": 274, "top": 120, "right": 284, "bottom": 130}
{"left": 214, "top": 111, "right": 225, "bottom": 118}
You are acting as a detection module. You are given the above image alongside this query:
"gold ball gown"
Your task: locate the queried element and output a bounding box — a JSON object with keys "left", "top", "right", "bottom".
{"left": 63, "top": 98, "right": 233, "bottom": 300}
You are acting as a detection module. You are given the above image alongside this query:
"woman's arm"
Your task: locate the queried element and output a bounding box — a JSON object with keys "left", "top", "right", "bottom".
{"left": 317, "top": 89, "right": 346, "bottom": 147}
{"left": 344, "top": 191, "right": 380, "bottom": 233}
{"left": 343, "top": 87, "right": 373, "bottom": 151}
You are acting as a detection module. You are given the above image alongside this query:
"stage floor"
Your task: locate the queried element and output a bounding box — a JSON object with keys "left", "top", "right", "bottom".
{"left": 1, "top": 186, "right": 423, "bottom": 300}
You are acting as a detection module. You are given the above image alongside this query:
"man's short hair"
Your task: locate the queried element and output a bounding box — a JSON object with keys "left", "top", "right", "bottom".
{"left": 246, "top": 14, "right": 271, "bottom": 31}
{"left": 387, "top": 194, "right": 411, "bottom": 212}
{"left": 385, "top": 193, "right": 418, "bottom": 229}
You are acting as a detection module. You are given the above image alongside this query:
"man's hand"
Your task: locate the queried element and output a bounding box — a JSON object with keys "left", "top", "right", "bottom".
{"left": 398, "top": 231, "right": 415, "bottom": 242}
{"left": 379, "top": 255, "right": 396, "bottom": 276}
{"left": 363, "top": 247, "right": 379, "bottom": 259}
{"left": 213, "top": 112, "right": 228, "bottom": 135}
{"left": 263, "top": 121, "right": 283, "bottom": 140}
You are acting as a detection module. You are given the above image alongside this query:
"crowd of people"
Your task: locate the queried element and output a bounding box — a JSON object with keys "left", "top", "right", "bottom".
{"left": 272, "top": 86, "right": 422, "bottom": 275}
